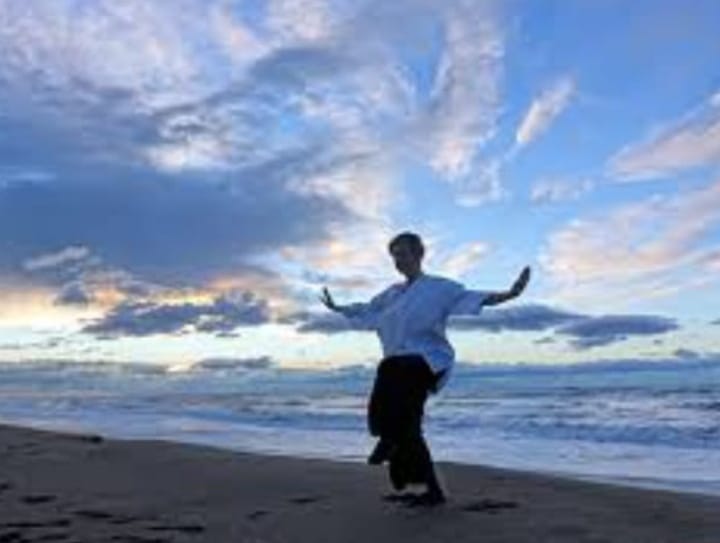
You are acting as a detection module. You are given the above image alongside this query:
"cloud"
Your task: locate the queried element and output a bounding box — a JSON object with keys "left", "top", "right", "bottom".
{"left": 285, "top": 310, "right": 368, "bottom": 334}
{"left": 556, "top": 314, "right": 679, "bottom": 350}
{"left": 698, "top": 249, "right": 720, "bottom": 272}
{"left": 55, "top": 282, "right": 93, "bottom": 306}
{"left": 0, "top": 152, "right": 349, "bottom": 287}
{"left": 19, "top": 243, "right": 173, "bottom": 312}
{"left": 672, "top": 348, "right": 701, "bottom": 360}
{"left": 292, "top": 303, "right": 586, "bottom": 336}
{"left": 82, "top": 292, "right": 270, "bottom": 338}
{"left": 265, "top": 0, "right": 334, "bottom": 42}
{"left": 451, "top": 158, "right": 505, "bottom": 207}
{"left": 0, "top": 336, "right": 67, "bottom": 352}
{"left": 541, "top": 178, "right": 720, "bottom": 305}
{"left": 426, "top": 5, "right": 503, "bottom": 177}
{"left": 423, "top": 3, "right": 505, "bottom": 205}
{"left": 23, "top": 246, "right": 91, "bottom": 272}
{"left": 0, "top": 2, "right": 363, "bottom": 298}
{"left": 531, "top": 178, "right": 594, "bottom": 204}
{"left": 289, "top": 302, "right": 677, "bottom": 354}
{"left": 0, "top": 1, "right": 209, "bottom": 103}
{"left": 610, "top": 90, "right": 720, "bottom": 180}
{"left": 0, "top": 0, "right": 514, "bottom": 324}
{"left": 449, "top": 304, "right": 584, "bottom": 332}
{"left": 192, "top": 356, "right": 274, "bottom": 371}
{"left": 515, "top": 77, "right": 575, "bottom": 148}
{"left": 436, "top": 241, "right": 491, "bottom": 277}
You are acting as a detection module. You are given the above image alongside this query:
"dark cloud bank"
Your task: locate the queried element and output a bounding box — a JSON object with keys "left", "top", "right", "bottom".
{"left": 83, "top": 293, "right": 270, "bottom": 339}
{"left": 291, "top": 304, "right": 680, "bottom": 350}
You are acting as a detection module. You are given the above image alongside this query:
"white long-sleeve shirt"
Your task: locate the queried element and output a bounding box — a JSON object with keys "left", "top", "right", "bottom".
{"left": 338, "top": 273, "right": 490, "bottom": 391}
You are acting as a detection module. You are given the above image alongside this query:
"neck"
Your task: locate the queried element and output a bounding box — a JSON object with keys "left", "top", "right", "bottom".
{"left": 405, "top": 269, "right": 422, "bottom": 284}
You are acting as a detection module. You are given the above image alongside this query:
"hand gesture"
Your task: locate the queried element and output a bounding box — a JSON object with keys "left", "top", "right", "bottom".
{"left": 319, "top": 287, "right": 338, "bottom": 311}
{"left": 509, "top": 266, "right": 531, "bottom": 297}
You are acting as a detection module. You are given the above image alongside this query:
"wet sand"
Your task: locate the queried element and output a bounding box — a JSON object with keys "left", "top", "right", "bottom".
{"left": 1, "top": 423, "right": 719, "bottom": 542}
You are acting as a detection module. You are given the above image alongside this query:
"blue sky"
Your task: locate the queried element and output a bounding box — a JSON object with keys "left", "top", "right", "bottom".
{"left": 1, "top": 0, "right": 719, "bottom": 369}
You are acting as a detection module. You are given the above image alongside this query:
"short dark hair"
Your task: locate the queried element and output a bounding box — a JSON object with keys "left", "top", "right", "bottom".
{"left": 388, "top": 231, "right": 425, "bottom": 258}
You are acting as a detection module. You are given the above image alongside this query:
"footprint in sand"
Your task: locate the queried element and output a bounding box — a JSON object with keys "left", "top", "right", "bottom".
{"left": 28, "top": 533, "right": 70, "bottom": 541}
{"left": 288, "top": 496, "right": 323, "bottom": 505}
{"left": 462, "top": 499, "right": 519, "bottom": 514}
{"left": 147, "top": 524, "right": 205, "bottom": 534}
{"left": 547, "top": 524, "right": 591, "bottom": 538}
{"left": 108, "top": 515, "right": 148, "bottom": 526}
{"left": 21, "top": 494, "right": 57, "bottom": 505}
{"left": 75, "top": 435, "right": 104, "bottom": 445}
{"left": 72, "top": 510, "right": 155, "bottom": 526}
{"left": 72, "top": 509, "right": 114, "bottom": 521}
{"left": 17, "top": 443, "right": 44, "bottom": 455}
{"left": 0, "top": 520, "right": 71, "bottom": 529}
{"left": 247, "top": 510, "right": 269, "bottom": 521}
{"left": 109, "top": 536, "right": 171, "bottom": 543}
{"left": 0, "top": 531, "right": 23, "bottom": 543}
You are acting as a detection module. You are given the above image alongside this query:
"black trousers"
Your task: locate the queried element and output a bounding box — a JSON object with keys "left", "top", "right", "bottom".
{"left": 367, "top": 354, "right": 439, "bottom": 490}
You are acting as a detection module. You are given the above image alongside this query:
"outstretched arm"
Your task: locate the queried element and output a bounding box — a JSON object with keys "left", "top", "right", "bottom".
{"left": 482, "top": 266, "right": 531, "bottom": 307}
{"left": 319, "top": 286, "right": 391, "bottom": 330}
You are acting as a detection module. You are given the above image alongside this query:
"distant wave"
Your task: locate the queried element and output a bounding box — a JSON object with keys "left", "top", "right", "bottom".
{"left": 452, "top": 357, "right": 720, "bottom": 376}
{"left": 1, "top": 356, "right": 718, "bottom": 377}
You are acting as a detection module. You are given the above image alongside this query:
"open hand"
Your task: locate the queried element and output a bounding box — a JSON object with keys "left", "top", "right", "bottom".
{"left": 509, "top": 266, "right": 531, "bottom": 297}
{"left": 319, "top": 287, "right": 338, "bottom": 311}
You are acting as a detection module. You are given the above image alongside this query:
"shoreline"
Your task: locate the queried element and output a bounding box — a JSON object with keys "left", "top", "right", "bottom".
{"left": 3, "top": 417, "right": 719, "bottom": 500}
{"left": 2, "top": 422, "right": 720, "bottom": 542}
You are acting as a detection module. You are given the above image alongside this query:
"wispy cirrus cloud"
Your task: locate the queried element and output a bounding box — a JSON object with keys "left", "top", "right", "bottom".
{"left": 425, "top": 3, "right": 503, "bottom": 184}
{"left": 530, "top": 177, "right": 594, "bottom": 204}
{"left": 515, "top": 77, "right": 575, "bottom": 149}
{"left": 436, "top": 241, "right": 492, "bottom": 277}
{"left": 541, "top": 177, "right": 720, "bottom": 306}
{"left": 23, "top": 246, "right": 91, "bottom": 272}
{"left": 610, "top": 90, "right": 720, "bottom": 180}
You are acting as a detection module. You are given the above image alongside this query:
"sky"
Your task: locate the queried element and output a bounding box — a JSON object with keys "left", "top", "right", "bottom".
{"left": 1, "top": 0, "right": 719, "bottom": 370}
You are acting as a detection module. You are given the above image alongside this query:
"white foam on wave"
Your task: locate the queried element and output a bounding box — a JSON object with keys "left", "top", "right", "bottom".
{"left": 1, "top": 358, "right": 719, "bottom": 495}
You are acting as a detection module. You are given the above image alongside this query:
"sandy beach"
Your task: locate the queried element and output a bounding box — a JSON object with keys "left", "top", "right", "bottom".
{"left": 1, "top": 424, "right": 719, "bottom": 543}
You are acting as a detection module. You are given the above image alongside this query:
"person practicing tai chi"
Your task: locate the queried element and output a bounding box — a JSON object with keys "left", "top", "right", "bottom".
{"left": 320, "top": 231, "right": 531, "bottom": 506}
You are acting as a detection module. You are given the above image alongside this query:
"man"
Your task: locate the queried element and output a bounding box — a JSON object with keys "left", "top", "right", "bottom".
{"left": 321, "top": 232, "right": 531, "bottom": 506}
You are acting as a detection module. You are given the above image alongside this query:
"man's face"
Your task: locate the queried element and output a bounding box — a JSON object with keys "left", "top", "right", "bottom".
{"left": 390, "top": 241, "right": 421, "bottom": 277}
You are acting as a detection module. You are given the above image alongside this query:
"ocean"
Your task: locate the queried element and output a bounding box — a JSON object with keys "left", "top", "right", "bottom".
{"left": 1, "top": 358, "right": 718, "bottom": 496}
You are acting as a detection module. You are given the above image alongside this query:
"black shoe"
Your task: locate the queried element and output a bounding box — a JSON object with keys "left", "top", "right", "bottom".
{"left": 382, "top": 492, "right": 419, "bottom": 503}
{"left": 367, "top": 439, "right": 395, "bottom": 465}
{"left": 405, "top": 491, "right": 446, "bottom": 507}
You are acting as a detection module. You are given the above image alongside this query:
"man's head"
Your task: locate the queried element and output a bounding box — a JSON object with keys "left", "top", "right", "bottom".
{"left": 388, "top": 232, "right": 424, "bottom": 279}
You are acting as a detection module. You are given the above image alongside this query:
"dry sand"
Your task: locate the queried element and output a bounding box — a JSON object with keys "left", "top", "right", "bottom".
{"left": 1, "top": 423, "right": 718, "bottom": 542}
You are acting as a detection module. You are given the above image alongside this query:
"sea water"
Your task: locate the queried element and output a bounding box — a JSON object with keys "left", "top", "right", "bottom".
{"left": 0, "top": 359, "right": 718, "bottom": 496}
